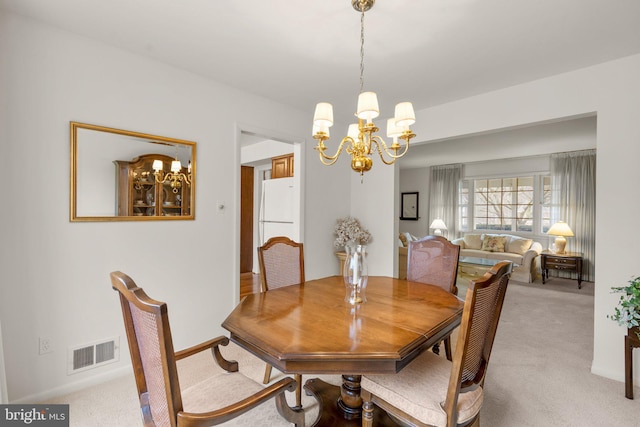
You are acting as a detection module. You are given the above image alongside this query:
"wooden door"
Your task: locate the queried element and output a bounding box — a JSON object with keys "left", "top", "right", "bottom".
{"left": 240, "top": 166, "right": 254, "bottom": 273}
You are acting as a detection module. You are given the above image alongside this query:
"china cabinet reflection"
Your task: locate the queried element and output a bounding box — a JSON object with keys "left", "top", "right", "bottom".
{"left": 115, "top": 154, "right": 191, "bottom": 217}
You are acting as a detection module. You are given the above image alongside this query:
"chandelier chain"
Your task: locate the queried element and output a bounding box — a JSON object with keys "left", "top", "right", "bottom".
{"left": 359, "top": 6, "right": 365, "bottom": 93}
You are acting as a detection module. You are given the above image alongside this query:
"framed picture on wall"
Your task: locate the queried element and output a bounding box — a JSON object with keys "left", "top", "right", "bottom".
{"left": 400, "top": 192, "right": 419, "bottom": 220}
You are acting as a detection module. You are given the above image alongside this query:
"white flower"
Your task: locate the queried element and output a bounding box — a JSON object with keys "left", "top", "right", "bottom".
{"left": 334, "top": 217, "right": 372, "bottom": 248}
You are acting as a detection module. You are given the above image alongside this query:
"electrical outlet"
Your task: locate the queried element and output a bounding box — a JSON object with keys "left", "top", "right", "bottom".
{"left": 39, "top": 337, "right": 53, "bottom": 355}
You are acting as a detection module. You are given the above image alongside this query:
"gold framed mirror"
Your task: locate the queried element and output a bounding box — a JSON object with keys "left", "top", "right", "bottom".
{"left": 70, "top": 122, "right": 196, "bottom": 221}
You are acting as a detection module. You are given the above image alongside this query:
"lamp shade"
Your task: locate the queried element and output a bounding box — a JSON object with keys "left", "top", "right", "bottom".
{"left": 313, "top": 102, "right": 334, "bottom": 127}
{"left": 356, "top": 92, "right": 380, "bottom": 121}
{"left": 394, "top": 102, "right": 416, "bottom": 127}
{"left": 171, "top": 160, "right": 182, "bottom": 173}
{"left": 547, "top": 221, "right": 574, "bottom": 237}
{"left": 430, "top": 219, "right": 447, "bottom": 230}
{"left": 313, "top": 123, "right": 330, "bottom": 137}
{"left": 548, "top": 221, "right": 573, "bottom": 254}
{"left": 347, "top": 123, "right": 360, "bottom": 141}
{"left": 386, "top": 118, "right": 402, "bottom": 138}
{"left": 152, "top": 159, "right": 164, "bottom": 172}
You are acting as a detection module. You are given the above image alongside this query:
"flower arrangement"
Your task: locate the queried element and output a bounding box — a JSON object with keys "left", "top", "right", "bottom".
{"left": 608, "top": 276, "right": 640, "bottom": 339}
{"left": 334, "top": 216, "right": 372, "bottom": 249}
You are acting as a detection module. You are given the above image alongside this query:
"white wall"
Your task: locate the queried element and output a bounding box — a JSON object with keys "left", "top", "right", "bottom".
{"left": 349, "top": 164, "right": 397, "bottom": 278}
{"left": 0, "top": 321, "right": 7, "bottom": 404}
{"left": 401, "top": 54, "right": 640, "bottom": 384}
{"left": 399, "top": 168, "right": 430, "bottom": 238}
{"left": 0, "top": 10, "right": 350, "bottom": 402}
{"left": 240, "top": 138, "right": 293, "bottom": 166}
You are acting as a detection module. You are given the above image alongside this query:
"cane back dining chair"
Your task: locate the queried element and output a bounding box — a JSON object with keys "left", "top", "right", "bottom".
{"left": 362, "top": 261, "right": 512, "bottom": 427}
{"left": 257, "top": 236, "right": 305, "bottom": 408}
{"left": 407, "top": 235, "right": 461, "bottom": 360}
{"left": 110, "top": 271, "right": 305, "bottom": 427}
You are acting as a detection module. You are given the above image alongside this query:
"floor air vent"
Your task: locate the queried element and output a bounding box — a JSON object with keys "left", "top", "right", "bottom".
{"left": 68, "top": 337, "right": 119, "bottom": 374}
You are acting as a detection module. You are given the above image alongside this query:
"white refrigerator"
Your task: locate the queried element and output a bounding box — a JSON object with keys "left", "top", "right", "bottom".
{"left": 259, "top": 177, "right": 296, "bottom": 245}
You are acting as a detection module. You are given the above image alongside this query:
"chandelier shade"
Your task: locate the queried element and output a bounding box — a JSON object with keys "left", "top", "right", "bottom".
{"left": 356, "top": 92, "right": 380, "bottom": 121}
{"left": 313, "top": 102, "right": 334, "bottom": 127}
{"left": 394, "top": 102, "right": 416, "bottom": 127}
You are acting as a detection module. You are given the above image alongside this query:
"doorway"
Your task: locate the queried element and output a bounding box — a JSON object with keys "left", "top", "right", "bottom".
{"left": 239, "top": 129, "right": 303, "bottom": 296}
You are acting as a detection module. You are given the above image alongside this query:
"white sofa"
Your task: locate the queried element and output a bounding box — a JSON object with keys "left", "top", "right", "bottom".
{"left": 451, "top": 233, "right": 542, "bottom": 283}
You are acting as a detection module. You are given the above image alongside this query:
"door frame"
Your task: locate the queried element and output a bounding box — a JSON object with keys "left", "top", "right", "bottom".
{"left": 234, "top": 123, "right": 305, "bottom": 302}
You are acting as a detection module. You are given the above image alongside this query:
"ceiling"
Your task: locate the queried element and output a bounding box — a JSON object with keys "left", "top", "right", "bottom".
{"left": 3, "top": 0, "right": 640, "bottom": 148}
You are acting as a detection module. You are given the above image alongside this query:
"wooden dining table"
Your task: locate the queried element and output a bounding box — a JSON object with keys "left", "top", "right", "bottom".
{"left": 222, "top": 275, "right": 464, "bottom": 426}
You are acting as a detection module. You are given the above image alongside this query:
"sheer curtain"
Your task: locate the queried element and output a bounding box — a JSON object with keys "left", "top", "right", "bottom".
{"left": 429, "top": 164, "right": 462, "bottom": 240}
{"left": 550, "top": 150, "right": 596, "bottom": 282}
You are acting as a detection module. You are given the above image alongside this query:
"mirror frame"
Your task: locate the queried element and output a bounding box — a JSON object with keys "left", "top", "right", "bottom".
{"left": 70, "top": 121, "right": 197, "bottom": 222}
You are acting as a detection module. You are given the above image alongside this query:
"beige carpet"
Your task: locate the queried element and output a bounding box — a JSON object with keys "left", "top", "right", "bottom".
{"left": 43, "top": 277, "right": 640, "bottom": 426}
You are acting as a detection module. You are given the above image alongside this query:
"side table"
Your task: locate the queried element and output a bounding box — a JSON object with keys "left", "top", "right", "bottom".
{"left": 541, "top": 251, "right": 583, "bottom": 289}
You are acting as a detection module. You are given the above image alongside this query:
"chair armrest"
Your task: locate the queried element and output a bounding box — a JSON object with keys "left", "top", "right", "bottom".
{"left": 175, "top": 336, "right": 239, "bottom": 373}
{"left": 177, "top": 377, "right": 302, "bottom": 427}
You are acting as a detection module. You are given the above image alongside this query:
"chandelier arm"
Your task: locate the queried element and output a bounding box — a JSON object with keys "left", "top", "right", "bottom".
{"left": 178, "top": 173, "right": 191, "bottom": 185}
{"left": 370, "top": 139, "right": 397, "bottom": 165}
{"left": 153, "top": 171, "right": 166, "bottom": 184}
{"left": 317, "top": 151, "right": 341, "bottom": 166}
{"left": 371, "top": 136, "right": 411, "bottom": 162}
{"left": 314, "top": 137, "right": 353, "bottom": 165}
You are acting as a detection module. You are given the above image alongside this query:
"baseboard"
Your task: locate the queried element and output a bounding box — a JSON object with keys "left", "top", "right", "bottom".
{"left": 10, "top": 364, "right": 132, "bottom": 404}
{"left": 591, "top": 361, "right": 640, "bottom": 384}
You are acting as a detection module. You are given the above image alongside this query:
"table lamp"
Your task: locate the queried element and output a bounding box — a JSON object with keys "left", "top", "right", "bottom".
{"left": 430, "top": 219, "right": 447, "bottom": 237}
{"left": 547, "top": 221, "right": 574, "bottom": 254}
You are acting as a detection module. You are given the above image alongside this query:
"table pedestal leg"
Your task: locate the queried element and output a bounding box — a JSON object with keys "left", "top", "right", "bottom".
{"left": 304, "top": 377, "right": 399, "bottom": 427}
{"left": 337, "top": 374, "right": 362, "bottom": 419}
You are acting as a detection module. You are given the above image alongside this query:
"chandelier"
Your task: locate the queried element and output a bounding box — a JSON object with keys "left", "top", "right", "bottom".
{"left": 152, "top": 149, "right": 192, "bottom": 193}
{"left": 312, "top": 0, "right": 416, "bottom": 179}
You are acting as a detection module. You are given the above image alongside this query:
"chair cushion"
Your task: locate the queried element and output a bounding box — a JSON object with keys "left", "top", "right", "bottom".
{"left": 362, "top": 351, "right": 483, "bottom": 427}
{"left": 181, "top": 371, "right": 293, "bottom": 426}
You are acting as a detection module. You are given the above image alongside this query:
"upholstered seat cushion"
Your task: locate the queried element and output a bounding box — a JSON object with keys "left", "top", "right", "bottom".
{"left": 362, "top": 351, "right": 483, "bottom": 426}
{"left": 181, "top": 372, "right": 294, "bottom": 426}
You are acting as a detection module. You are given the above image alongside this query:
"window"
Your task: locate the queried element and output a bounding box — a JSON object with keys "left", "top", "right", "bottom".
{"left": 458, "top": 174, "right": 550, "bottom": 235}
{"left": 473, "top": 177, "right": 534, "bottom": 232}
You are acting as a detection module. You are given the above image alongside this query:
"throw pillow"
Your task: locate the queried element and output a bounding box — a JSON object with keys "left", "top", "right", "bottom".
{"left": 481, "top": 235, "right": 507, "bottom": 252}
{"left": 508, "top": 237, "right": 533, "bottom": 255}
{"left": 463, "top": 234, "right": 483, "bottom": 250}
{"left": 399, "top": 233, "right": 408, "bottom": 247}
